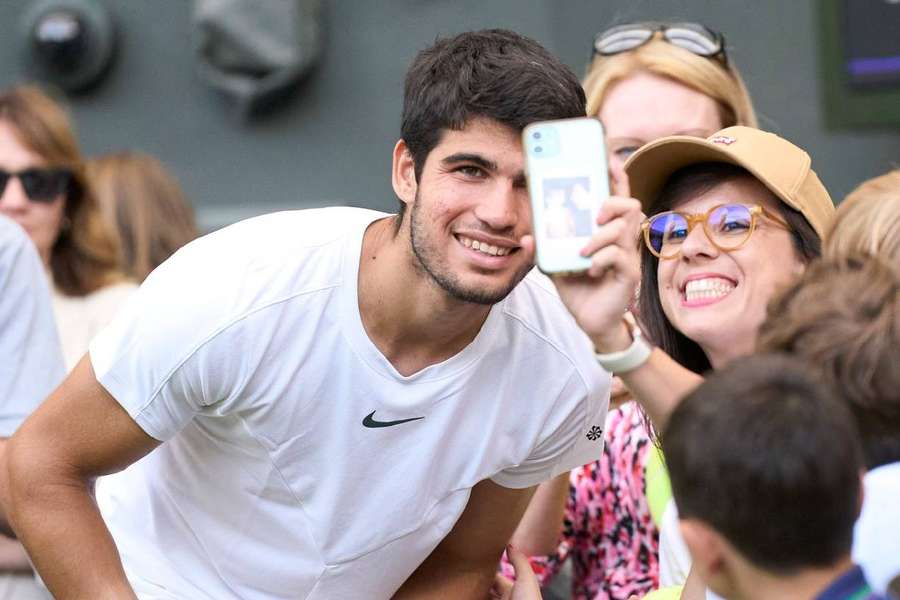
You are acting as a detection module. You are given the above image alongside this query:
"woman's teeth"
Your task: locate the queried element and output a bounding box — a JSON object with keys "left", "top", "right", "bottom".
{"left": 684, "top": 278, "right": 735, "bottom": 302}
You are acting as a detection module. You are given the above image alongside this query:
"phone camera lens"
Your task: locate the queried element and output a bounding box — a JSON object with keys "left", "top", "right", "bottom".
{"left": 532, "top": 132, "right": 542, "bottom": 140}
{"left": 535, "top": 146, "right": 543, "bottom": 153}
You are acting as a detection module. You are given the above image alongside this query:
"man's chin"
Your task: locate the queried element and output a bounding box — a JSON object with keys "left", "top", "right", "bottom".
{"left": 443, "top": 271, "right": 529, "bottom": 306}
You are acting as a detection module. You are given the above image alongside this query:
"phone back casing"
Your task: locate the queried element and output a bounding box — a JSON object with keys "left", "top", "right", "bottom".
{"left": 523, "top": 118, "right": 609, "bottom": 274}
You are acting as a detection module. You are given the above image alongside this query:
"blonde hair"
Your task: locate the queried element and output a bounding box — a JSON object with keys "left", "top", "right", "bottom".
{"left": 0, "top": 85, "right": 124, "bottom": 296}
{"left": 87, "top": 151, "right": 198, "bottom": 282}
{"left": 825, "top": 169, "right": 900, "bottom": 262}
{"left": 583, "top": 37, "right": 757, "bottom": 127}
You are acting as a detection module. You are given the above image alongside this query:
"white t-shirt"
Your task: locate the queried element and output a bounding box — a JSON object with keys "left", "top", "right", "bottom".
{"left": 91, "top": 207, "right": 610, "bottom": 600}
{"left": 854, "top": 462, "right": 900, "bottom": 595}
{"left": 0, "top": 216, "right": 65, "bottom": 436}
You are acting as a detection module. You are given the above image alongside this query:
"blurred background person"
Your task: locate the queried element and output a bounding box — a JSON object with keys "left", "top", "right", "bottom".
{"left": 0, "top": 215, "right": 64, "bottom": 599}
{"left": 824, "top": 169, "right": 900, "bottom": 262}
{"left": 0, "top": 85, "right": 135, "bottom": 370}
{"left": 509, "top": 22, "right": 758, "bottom": 600}
{"left": 87, "top": 151, "right": 198, "bottom": 283}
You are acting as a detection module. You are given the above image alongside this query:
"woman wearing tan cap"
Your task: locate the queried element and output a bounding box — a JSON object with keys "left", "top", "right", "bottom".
{"left": 501, "top": 128, "right": 835, "bottom": 600}
{"left": 505, "top": 22, "right": 760, "bottom": 600}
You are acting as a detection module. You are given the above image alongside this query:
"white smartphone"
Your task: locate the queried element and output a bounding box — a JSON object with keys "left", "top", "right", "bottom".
{"left": 523, "top": 117, "right": 610, "bottom": 274}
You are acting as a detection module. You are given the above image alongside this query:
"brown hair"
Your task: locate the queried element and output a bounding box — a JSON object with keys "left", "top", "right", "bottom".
{"left": 583, "top": 36, "right": 757, "bottom": 127}
{"left": 87, "top": 151, "right": 198, "bottom": 282}
{"left": 758, "top": 256, "right": 900, "bottom": 469}
{"left": 0, "top": 85, "right": 123, "bottom": 296}
{"left": 825, "top": 169, "right": 900, "bottom": 262}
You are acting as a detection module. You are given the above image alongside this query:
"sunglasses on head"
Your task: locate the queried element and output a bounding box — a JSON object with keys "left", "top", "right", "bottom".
{"left": 593, "top": 22, "right": 728, "bottom": 66}
{"left": 0, "top": 168, "right": 72, "bottom": 203}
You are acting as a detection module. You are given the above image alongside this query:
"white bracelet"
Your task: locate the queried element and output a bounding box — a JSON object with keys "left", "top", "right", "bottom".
{"left": 594, "top": 321, "right": 652, "bottom": 374}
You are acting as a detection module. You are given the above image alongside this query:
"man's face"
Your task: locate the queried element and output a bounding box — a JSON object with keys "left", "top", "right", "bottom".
{"left": 404, "top": 117, "right": 535, "bottom": 305}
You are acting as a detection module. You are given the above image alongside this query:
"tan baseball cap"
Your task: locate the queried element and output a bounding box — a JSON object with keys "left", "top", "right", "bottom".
{"left": 624, "top": 126, "right": 835, "bottom": 237}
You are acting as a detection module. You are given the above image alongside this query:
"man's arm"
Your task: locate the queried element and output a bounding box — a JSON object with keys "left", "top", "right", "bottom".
{"left": 3, "top": 357, "right": 160, "bottom": 600}
{"left": 394, "top": 479, "right": 536, "bottom": 599}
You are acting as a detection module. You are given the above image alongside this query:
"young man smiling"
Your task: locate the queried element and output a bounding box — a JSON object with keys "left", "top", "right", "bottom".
{"left": 4, "top": 30, "right": 610, "bottom": 599}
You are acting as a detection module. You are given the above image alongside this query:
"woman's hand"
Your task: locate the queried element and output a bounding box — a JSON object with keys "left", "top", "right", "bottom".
{"left": 489, "top": 545, "right": 541, "bottom": 600}
{"left": 529, "top": 197, "right": 644, "bottom": 352}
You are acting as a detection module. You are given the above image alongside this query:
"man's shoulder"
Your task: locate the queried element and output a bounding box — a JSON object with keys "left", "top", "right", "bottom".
{"left": 201, "top": 207, "right": 387, "bottom": 254}
{"left": 123, "top": 207, "right": 388, "bottom": 345}
{"left": 164, "top": 207, "right": 386, "bottom": 278}
{"left": 502, "top": 269, "right": 582, "bottom": 337}
{"left": 500, "top": 269, "right": 600, "bottom": 380}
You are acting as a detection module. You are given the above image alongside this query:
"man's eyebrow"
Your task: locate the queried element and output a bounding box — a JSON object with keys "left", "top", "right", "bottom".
{"left": 441, "top": 153, "right": 498, "bottom": 171}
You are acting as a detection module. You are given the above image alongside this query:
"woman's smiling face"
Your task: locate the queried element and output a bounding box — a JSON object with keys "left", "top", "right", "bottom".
{"left": 657, "top": 174, "right": 806, "bottom": 367}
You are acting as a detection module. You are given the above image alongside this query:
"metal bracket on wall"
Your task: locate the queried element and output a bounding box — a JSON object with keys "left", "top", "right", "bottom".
{"left": 192, "top": 0, "right": 324, "bottom": 118}
{"left": 19, "top": 0, "right": 118, "bottom": 94}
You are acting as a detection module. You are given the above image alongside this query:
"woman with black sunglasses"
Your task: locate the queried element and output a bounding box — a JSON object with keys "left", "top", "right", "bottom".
{"left": 504, "top": 22, "right": 778, "bottom": 600}
{"left": 0, "top": 85, "right": 135, "bottom": 370}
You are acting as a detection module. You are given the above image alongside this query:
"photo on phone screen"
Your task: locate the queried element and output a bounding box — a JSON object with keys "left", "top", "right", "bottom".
{"left": 524, "top": 118, "right": 610, "bottom": 274}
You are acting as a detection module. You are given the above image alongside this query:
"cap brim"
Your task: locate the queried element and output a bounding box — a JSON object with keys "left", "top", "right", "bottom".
{"left": 625, "top": 136, "right": 747, "bottom": 213}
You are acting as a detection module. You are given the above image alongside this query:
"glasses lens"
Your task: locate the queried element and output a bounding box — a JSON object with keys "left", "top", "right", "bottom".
{"left": 647, "top": 212, "right": 689, "bottom": 257}
{"left": 663, "top": 25, "right": 721, "bottom": 56}
{"left": 595, "top": 26, "right": 654, "bottom": 55}
{"left": 0, "top": 170, "right": 8, "bottom": 196}
{"left": 19, "top": 169, "right": 69, "bottom": 203}
{"left": 707, "top": 204, "right": 753, "bottom": 249}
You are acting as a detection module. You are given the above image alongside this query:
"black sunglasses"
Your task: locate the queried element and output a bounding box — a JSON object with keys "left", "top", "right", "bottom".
{"left": 592, "top": 22, "right": 727, "bottom": 66}
{"left": 0, "top": 168, "right": 72, "bottom": 203}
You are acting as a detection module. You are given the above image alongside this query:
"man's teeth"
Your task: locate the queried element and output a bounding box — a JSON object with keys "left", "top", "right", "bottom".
{"left": 684, "top": 278, "right": 735, "bottom": 302}
{"left": 459, "top": 236, "right": 511, "bottom": 256}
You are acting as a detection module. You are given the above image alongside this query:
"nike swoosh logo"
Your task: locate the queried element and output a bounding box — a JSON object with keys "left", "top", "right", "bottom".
{"left": 362, "top": 411, "right": 425, "bottom": 428}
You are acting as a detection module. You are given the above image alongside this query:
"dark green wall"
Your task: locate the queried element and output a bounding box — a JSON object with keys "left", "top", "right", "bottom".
{"left": 1, "top": 1, "right": 898, "bottom": 229}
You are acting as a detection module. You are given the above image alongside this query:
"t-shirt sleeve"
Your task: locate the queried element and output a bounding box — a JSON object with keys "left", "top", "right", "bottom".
{"left": 491, "top": 369, "right": 608, "bottom": 489}
{"left": 0, "top": 219, "right": 65, "bottom": 437}
{"left": 89, "top": 244, "right": 247, "bottom": 441}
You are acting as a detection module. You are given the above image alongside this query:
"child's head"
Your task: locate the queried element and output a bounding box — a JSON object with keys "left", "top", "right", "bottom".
{"left": 662, "top": 353, "right": 864, "bottom": 596}
{"left": 759, "top": 255, "right": 900, "bottom": 470}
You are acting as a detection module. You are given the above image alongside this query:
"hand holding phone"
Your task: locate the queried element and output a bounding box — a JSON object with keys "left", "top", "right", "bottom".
{"left": 523, "top": 118, "right": 610, "bottom": 274}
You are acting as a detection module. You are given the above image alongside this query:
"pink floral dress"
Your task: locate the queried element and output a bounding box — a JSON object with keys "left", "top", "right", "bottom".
{"left": 501, "top": 400, "right": 659, "bottom": 600}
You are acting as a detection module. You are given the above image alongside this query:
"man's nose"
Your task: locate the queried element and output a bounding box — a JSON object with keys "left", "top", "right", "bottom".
{"left": 474, "top": 182, "right": 523, "bottom": 231}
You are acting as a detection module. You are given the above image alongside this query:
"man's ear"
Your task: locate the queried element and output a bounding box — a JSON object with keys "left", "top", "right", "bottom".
{"left": 680, "top": 518, "right": 727, "bottom": 583}
{"left": 392, "top": 139, "right": 418, "bottom": 209}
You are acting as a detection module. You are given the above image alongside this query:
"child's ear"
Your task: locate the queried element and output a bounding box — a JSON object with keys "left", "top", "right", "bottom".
{"left": 680, "top": 518, "right": 726, "bottom": 582}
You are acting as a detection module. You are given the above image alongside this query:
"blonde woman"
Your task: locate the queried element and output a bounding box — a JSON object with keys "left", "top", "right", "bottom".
{"left": 507, "top": 22, "right": 760, "bottom": 600}
{"left": 88, "top": 151, "right": 198, "bottom": 282}
{"left": 0, "top": 85, "right": 135, "bottom": 370}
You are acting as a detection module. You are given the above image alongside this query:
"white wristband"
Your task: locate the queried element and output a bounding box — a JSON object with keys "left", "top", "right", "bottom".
{"left": 594, "top": 323, "right": 652, "bottom": 374}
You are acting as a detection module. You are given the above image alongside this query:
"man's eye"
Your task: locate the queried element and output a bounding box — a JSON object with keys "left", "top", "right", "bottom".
{"left": 457, "top": 166, "right": 485, "bottom": 178}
